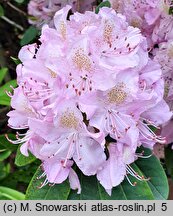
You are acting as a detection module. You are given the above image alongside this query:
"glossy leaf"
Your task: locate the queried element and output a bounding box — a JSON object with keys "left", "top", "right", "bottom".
{"left": 26, "top": 147, "right": 168, "bottom": 200}
{"left": 68, "top": 163, "right": 154, "bottom": 200}
{"left": 0, "top": 67, "right": 8, "bottom": 84}
{"left": 0, "top": 79, "right": 17, "bottom": 106}
{"left": 15, "top": 144, "right": 36, "bottom": 167}
{"left": 136, "top": 147, "right": 169, "bottom": 200}
{"left": 0, "top": 186, "right": 25, "bottom": 200}
{"left": 0, "top": 162, "right": 10, "bottom": 181}
{"left": 0, "top": 134, "right": 18, "bottom": 151}
{"left": 14, "top": 0, "right": 25, "bottom": 3}
{"left": 25, "top": 167, "right": 71, "bottom": 200}
{"left": 20, "top": 26, "right": 39, "bottom": 46}
{"left": 10, "top": 56, "right": 21, "bottom": 65}
{"left": 95, "top": 1, "right": 111, "bottom": 14}
{"left": 0, "top": 150, "right": 11, "bottom": 161}
{"left": 165, "top": 145, "right": 173, "bottom": 179}
{"left": 0, "top": 161, "right": 39, "bottom": 190}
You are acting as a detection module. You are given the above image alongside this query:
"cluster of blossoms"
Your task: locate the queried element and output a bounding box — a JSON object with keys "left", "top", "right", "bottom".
{"left": 154, "top": 40, "right": 173, "bottom": 145}
{"left": 106, "top": 0, "right": 173, "bottom": 48}
{"left": 28, "top": 0, "right": 96, "bottom": 28}
{"left": 107, "top": 0, "right": 173, "bottom": 149}
{"left": 7, "top": 6, "right": 171, "bottom": 194}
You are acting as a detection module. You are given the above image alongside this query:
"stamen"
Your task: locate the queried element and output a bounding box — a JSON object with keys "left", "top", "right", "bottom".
{"left": 5, "top": 90, "right": 13, "bottom": 97}
{"left": 125, "top": 174, "right": 137, "bottom": 186}
{"left": 63, "top": 134, "right": 76, "bottom": 167}
{"left": 72, "top": 48, "right": 92, "bottom": 71}
{"left": 59, "top": 21, "right": 66, "bottom": 39}
{"left": 10, "top": 85, "right": 15, "bottom": 90}
{"left": 135, "top": 150, "right": 153, "bottom": 159}
{"left": 104, "top": 20, "right": 114, "bottom": 45}
{"left": 139, "top": 119, "right": 166, "bottom": 144}
{"left": 70, "top": 75, "right": 94, "bottom": 95}
{"left": 38, "top": 178, "right": 49, "bottom": 188}
{"left": 107, "top": 83, "right": 127, "bottom": 105}
{"left": 126, "top": 165, "right": 150, "bottom": 181}
{"left": 60, "top": 110, "right": 79, "bottom": 129}
{"left": 5, "top": 131, "right": 32, "bottom": 144}
{"left": 105, "top": 110, "right": 131, "bottom": 139}
{"left": 37, "top": 171, "right": 46, "bottom": 180}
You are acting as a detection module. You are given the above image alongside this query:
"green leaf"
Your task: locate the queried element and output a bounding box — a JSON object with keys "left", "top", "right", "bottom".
{"left": 95, "top": 1, "right": 111, "bottom": 14}
{"left": 69, "top": 149, "right": 168, "bottom": 200}
{"left": 0, "top": 150, "right": 11, "bottom": 161}
{"left": 10, "top": 56, "right": 21, "bottom": 65}
{"left": 0, "top": 134, "right": 18, "bottom": 152}
{"left": 0, "top": 79, "right": 17, "bottom": 96}
{"left": 25, "top": 167, "right": 71, "bottom": 200}
{"left": 136, "top": 147, "right": 169, "bottom": 200}
{"left": 0, "top": 160, "right": 39, "bottom": 192}
{"left": 0, "top": 95, "right": 11, "bottom": 106}
{"left": 165, "top": 145, "right": 173, "bottom": 179}
{"left": 26, "top": 147, "right": 168, "bottom": 200}
{"left": 15, "top": 144, "right": 36, "bottom": 167}
{"left": 0, "top": 79, "right": 17, "bottom": 106}
{"left": 13, "top": 0, "right": 25, "bottom": 4}
{"left": 0, "top": 186, "right": 25, "bottom": 200}
{"left": 0, "top": 67, "right": 8, "bottom": 84}
{"left": 0, "top": 162, "right": 10, "bottom": 180}
{"left": 68, "top": 164, "right": 154, "bottom": 200}
{"left": 0, "top": 5, "right": 4, "bottom": 17}
{"left": 20, "top": 26, "right": 39, "bottom": 46}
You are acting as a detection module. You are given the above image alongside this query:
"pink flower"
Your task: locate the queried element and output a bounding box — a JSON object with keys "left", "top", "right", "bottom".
{"left": 27, "top": 100, "right": 106, "bottom": 176}
{"left": 28, "top": 0, "right": 96, "bottom": 28}
{"left": 97, "top": 142, "right": 145, "bottom": 195}
{"left": 154, "top": 40, "right": 173, "bottom": 144}
{"left": 107, "top": 0, "right": 172, "bottom": 48}
{"left": 41, "top": 158, "right": 81, "bottom": 193}
{"left": 97, "top": 143, "right": 128, "bottom": 193}
{"left": 152, "top": 15, "right": 173, "bottom": 43}
{"left": 28, "top": 0, "right": 77, "bottom": 28}
{"left": 7, "top": 6, "right": 171, "bottom": 194}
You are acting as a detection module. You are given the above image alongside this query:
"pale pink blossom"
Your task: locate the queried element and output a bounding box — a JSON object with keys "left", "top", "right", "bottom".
{"left": 107, "top": 0, "right": 172, "bottom": 47}
{"left": 154, "top": 40, "right": 173, "bottom": 144}
{"left": 7, "top": 6, "right": 171, "bottom": 194}
{"left": 28, "top": 0, "right": 96, "bottom": 28}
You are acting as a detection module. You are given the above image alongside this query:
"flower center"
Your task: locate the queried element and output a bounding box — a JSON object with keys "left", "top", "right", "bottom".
{"left": 60, "top": 21, "right": 66, "bottom": 39}
{"left": 103, "top": 20, "right": 114, "bottom": 45}
{"left": 130, "top": 18, "right": 141, "bottom": 28}
{"left": 107, "top": 83, "right": 127, "bottom": 104}
{"left": 72, "top": 48, "right": 91, "bottom": 71}
{"left": 60, "top": 110, "right": 79, "bottom": 129}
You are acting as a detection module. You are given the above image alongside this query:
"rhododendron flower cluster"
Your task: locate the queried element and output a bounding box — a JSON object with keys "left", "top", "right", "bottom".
{"left": 7, "top": 6, "right": 171, "bottom": 194}
{"left": 28, "top": 0, "right": 96, "bottom": 28}
{"left": 28, "top": 0, "right": 77, "bottom": 27}
{"left": 106, "top": 0, "right": 172, "bottom": 48}
{"left": 154, "top": 40, "right": 173, "bottom": 144}
{"left": 107, "top": 0, "right": 173, "bottom": 147}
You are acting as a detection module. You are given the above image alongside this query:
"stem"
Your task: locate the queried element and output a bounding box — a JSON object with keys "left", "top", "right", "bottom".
{"left": 77, "top": 0, "right": 80, "bottom": 11}
{"left": 0, "top": 186, "right": 25, "bottom": 200}
{"left": 7, "top": 2, "right": 27, "bottom": 16}
{"left": 1, "top": 15, "right": 24, "bottom": 31}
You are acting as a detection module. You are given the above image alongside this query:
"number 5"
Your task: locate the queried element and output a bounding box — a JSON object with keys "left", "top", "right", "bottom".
{"left": 161, "top": 203, "right": 167, "bottom": 211}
